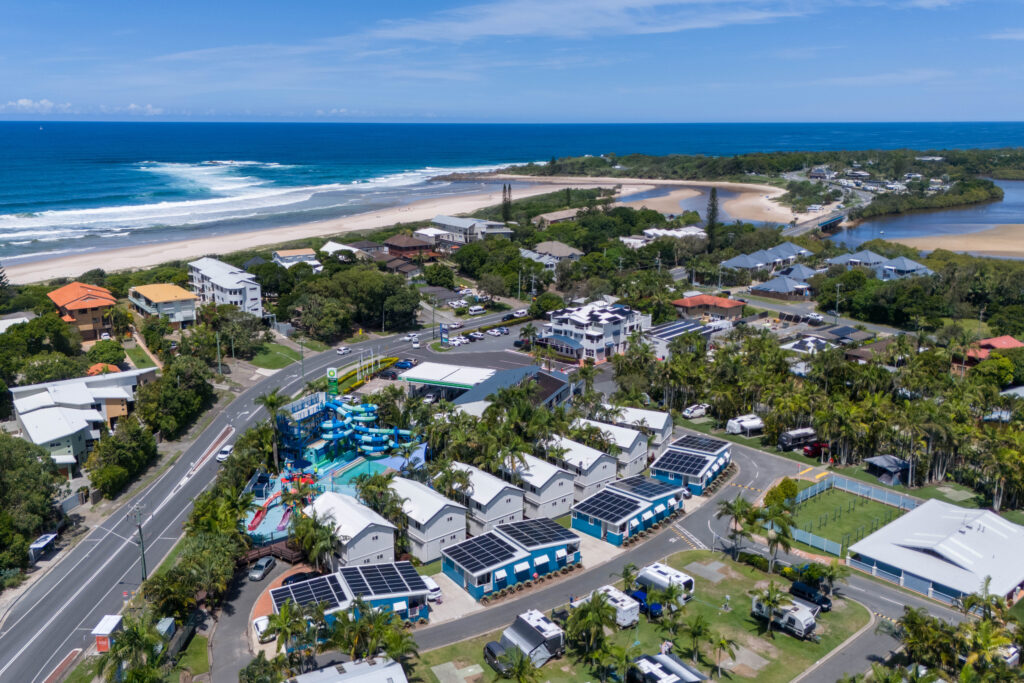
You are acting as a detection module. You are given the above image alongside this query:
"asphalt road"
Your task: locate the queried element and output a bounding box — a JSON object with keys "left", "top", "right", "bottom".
{"left": 0, "top": 309, "right": 527, "bottom": 683}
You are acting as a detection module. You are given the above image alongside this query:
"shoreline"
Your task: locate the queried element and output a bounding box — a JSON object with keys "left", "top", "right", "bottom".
{"left": 5, "top": 181, "right": 653, "bottom": 284}
{"left": 892, "top": 223, "right": 1024, "bottom": 258}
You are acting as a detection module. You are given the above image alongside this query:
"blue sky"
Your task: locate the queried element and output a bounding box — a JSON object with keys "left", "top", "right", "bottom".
{"left": 1, "top": 0, "right": 1022, "bottom": 122}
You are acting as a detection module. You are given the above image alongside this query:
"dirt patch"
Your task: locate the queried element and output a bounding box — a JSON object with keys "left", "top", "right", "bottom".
{"left": 731, "top": 664, "right": 759, "bottom": 678}
{"left": 739, "top": 632, "right": 778, "bottom": 658}
{"left": 452, "top": 657, "right": 473, "bottom": 669}
{"left": 753, "top": 579, "right": 771, "bottom": 591}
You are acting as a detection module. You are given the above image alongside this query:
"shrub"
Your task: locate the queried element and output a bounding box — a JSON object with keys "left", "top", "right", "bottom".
{"left": 738, "top": 552, "right": 770, "bottom": 572}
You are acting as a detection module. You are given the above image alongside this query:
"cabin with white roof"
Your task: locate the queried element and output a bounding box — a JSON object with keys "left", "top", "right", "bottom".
{"left": 603, "top": 404, "right": 673, "bottom": 448}
{"left": 389, "top": 477, "right": 467, "bottom": 562}
{"left": 546, "top": 435, "right": 617, "bottom": 501}
{"left": 576, "top": 418, "right": 647, "bottom": 476}
{"left": 448, "top": 463, "right": 524, "bottom": 535}
{"left": 505, "top": 453, "right": 575, "bottom": 520}
{"left": 303, "top": 492, "right": 395, "bottom": 569}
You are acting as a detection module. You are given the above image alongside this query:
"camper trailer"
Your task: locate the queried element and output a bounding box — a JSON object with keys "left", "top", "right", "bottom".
{"left": 500, "top": 609, "right": 566, "bottom": 667}
{"left": 573, "top": 585, "right": 640, "bottom": 628}
{"left": 726, "top": 413, "right": 764, "bottom": 435}
{"left": 750, "top": 595, "right": 817, "bottom": 639}
{"left": 635, "top": 563, "right": 695, "bottom": 606}
{"left": 778, "top": 427, "right": 817, "bottom": 451}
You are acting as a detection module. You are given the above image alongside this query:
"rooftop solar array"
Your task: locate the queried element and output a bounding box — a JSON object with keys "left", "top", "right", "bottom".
{"left": 497, "top": 518, "right": 578, "bottom": 549}
{"left": 271, "top": 574, "right": 348, "bottom": 613}
{"left": 671, "top": 434, "right": 728, "bottom": 454}
{"left": 611, "top": 475, "right": 679, "bottom": 500}
{"left": 652, "top": 450, "right": 714, "bottom": 476}
{"left": 443, "top": 532, "right": 521, "bottom": 574}
{"left": 574, "top": 489, "right": 645, "bottom": 524}
{"left": 339, "top": 562, "right": 427, "bottom": 598}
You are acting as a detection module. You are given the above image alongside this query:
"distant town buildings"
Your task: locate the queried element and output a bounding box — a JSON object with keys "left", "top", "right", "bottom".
{"left": 188, "top": 257, "right": 263, "bottom": 316}
{"left": 47, "top": 281, "right": 117, "bottom": 341}
{"left": 128, "top": 284, "right": 199, "bottom": 329}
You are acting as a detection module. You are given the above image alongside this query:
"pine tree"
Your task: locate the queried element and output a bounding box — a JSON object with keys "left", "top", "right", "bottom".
{"left": 706, "top": 187, "right": 719, "bottom": 228}
{"left": 565, "top": 187, "right": 571, "bottom": 205}
{"left": 501, "top": 184, "right": 512, "bottom": 222}
{"left": 0, "top": 261, "right": 9, "bottom": 303}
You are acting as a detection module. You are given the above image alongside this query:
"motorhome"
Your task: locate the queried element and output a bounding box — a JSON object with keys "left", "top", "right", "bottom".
{"left": 635, "top": 563, "right": 695, "bottom": 605}
{"left": 572, "top": 585, "right": 640, "bottom": 628}
{"left": 778, "top": 427, "right": 817, "bottom": 451}
{"left": 750, "top": 595, "right": 817, "bottom": 639}
{"left": 500, "top": 609, "right": 566, "bottom": 667}
{"left": 726, "top": 413, "right": 764, "bottom": 435}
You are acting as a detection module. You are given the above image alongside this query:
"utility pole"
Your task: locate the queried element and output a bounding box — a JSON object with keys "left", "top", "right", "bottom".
{"left": 299, "top": 336, "right": 305, "bottom": 378}
{"left": 381, "top": 301, "right": 386, "bottom": 334}
{"left": 128, "top": 504, "right": 147, "bottom": 582}
{"left": 518, "top": 269, "right": 522, "bottom": 300}
{"left": 655, "top": 256, "right": 661, "bottom": 274}
{"left": 718, "top": 266, "right": 722, "bottom": 290}
{"left": 834, "top": 283, "right": 843, "bottom": 325}
{"left": 215, "top": 332, "right": 222, "bottom": 375}
{"left": 530, "top": 273, "right": 536, "bottom": 297}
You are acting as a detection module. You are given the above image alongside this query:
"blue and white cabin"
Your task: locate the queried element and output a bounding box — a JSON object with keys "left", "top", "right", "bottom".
{"left": 442, "top": 517, "right": 581, "bottom": 600}
{"left": 571, "top": 484, "right": 671, "bottom": 547}
{"left": 650, "top": 435, "right": 731, "bottom": 495}
{"left": 609, "top": 476, "right": 685, "bottom": 524}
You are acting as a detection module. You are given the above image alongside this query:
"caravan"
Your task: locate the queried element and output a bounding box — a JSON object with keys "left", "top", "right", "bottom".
{"left": 636, "top": 563, "right": 695, "bottom": 606}
{"left": 750, "top": 595, "right": 817, "bottom": 639}
{"left": 572, "top": 585, "right": 640, "bottom": 628}
{"left": 499, "top": 609, "right": 566, "bottom": 667}
{"left": 778, "top": 427, "right": 817, "bottom": 451}
{"left": 726, "top": 413, "right": 764, "bottom": 435}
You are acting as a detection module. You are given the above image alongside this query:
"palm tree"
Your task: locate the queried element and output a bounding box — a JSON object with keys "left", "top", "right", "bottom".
{"left": 499, "top": 645, "right": 542, "bottom": 683}
{"left": 566, "top": 591, "right": 617, "bottom": 670}
{"left": 383, "top": 625, "right": 419, "bottom": 672}
{"left": 715, "top": 494, "right": 753, "bottom": 559}
{"left": 604, "top": 643, "right": 641, "bottom": 683}
{"left": 758, "top": 506, "right": 793, "bottom": 574}
{"left": 266, "top": 599, "right": 307, "bottom": 664}
{"left": 294, "top": 513, "right": 338, "bottom": 573}
{"left": 759, "top": 582, "right": 792, "bottom": 638}
{"left": 711, "top": 631, "right": 737, "bottom": 679}
{"left": 615, "top": 562, "right": 638, "bottom": 593}
{"left": 519, "top": 322, "right": 538, "bottom": 342}
{"left": 97, "top": 609, "right": 162, "bottom": 682}
{"left": 103, "top": 305, "right": 134, "bottom": 339}
{"left": 680, "top": 613, "right": 711, "bottom": 664}
{"left": 960, "top": 577, "right": 1008, "bottom": 624}
{"left": 256, "top": 387, "right": 289, "bottom": 472}
{"left": 819, "top": 558, "right": 851, "bottom": 596}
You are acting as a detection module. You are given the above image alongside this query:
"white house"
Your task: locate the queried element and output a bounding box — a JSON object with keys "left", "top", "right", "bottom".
{"left": 539, "top": 300, "right": 651, "bottom": 364}
{"left": 546, "top": 435, "right": 617, "bottom": 502}
{"left": 642, "top": 226, "right": 707, "bottom": 241}
{"left": 412, "top": 227, "right": 451, "bottom": 247}
{"left": 10, "top": 368, "right": 158, "bottom": 474}
{"left": 576, "top": 418, "right": 647, "bottom": 476}
{"left": 188, "top": 257, "right": 262, "bottom": 316}
{"left": 272, "top": 248, "right": 323, "bottom": 273}
{"left": 128, "top": 284, "right": 198, "bottom": 329}
{"left": 389, "top": 477, "right": 467, "bottom": 563}
{"left": 303, "top": 492, "right": 395, "bottom": 569}
{"left": 0, "top": 311, "right": 36, "bottom": 334}
{"left": 533, "top": 240, "right": 583, "bottom": 262}
{"left": 448, "top": 463, "right": 524, "bottom": 536}
{"left": 604, "top": 404, "right": 674, "bottom": 448}
{"left": 519, "top": 248, "right": 560, "bottom": 271}
{"left": 506, "top": 453, "right": 575, "bottom": 520}
{"left": 321, "top": 241, "right": 368, "bottom": 260}
{"left": 431, "top": 215, "right": 513, "bottom": 245}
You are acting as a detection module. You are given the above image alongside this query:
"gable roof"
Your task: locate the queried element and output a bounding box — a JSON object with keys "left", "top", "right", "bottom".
{"left": 390, "top": 477, "right": 464, "bottom": 526}
{"left": 967, "top": 335, "right": 1024, "bottom": 361}
{"left": 384, "top": 234, "right": 431, "bottom": 249}
{"left": 672, "top": 294, "right": 744, "bottom": 309}
{"left": 780, "top": 263, "right": 819, "bottom": 281}
{"left": 450, "top": 462, "right": 522, "bottom": 506}
{"left": 534, "top": 241, "right": 583, "bottom": 258}
{"left": 548, "top": 435, "right": 612, "bottom": 470}
{"left": 751, "top": 276, "right": 809, "bottom": 294}
{"left": 304, "top": 492, "right": 395, "bottom": 542}
{"left": 47, "top": 281, "right": 116, "bottom": 311}
{"left": 603, "top": 404, "right": 672, "bottom": 432}
{"left": 508, "top": 453, "right": 572, "bottom": 489}
{"left": 575, "top": 418, "right": 644, "bottom": 451}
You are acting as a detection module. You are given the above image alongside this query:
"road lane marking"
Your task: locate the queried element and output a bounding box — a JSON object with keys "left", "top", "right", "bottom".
{"left": 814, "top": 471, "right": 830, "bottom": 480}
{"left": 797, "top": 467, "right": 813, "bottom": 476}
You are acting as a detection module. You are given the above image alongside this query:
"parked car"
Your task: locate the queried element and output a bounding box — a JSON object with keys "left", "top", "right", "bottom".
{"left": 501, "top": 313, "right": 517, "bottom": 322}
{"left": 394, "top": 360, "right": 414, "bottom": 369}
{"left": 216, "top": 444, "right": 234, "bottom": 463}
{"left": 629, "top": 590, "right": 663, "bottom": 618}
{"left": 379, "top": 369, "right": 399, "bottom": 380}
{"left": 467, "top": 305, "right": 486, "bottom": 316}
{"left": 803, "top": 441, "right": 830, "bottom": 460}
{"left": 469, "top": 331, "right": 486, "bottom": 340}
{"left": 336, "top": 346, "right": 351, "bottom": 355}
{"left": 549, "top": 607, "right": 569, "bottom": 627}
{"left": 458, "top": 288, "right": 474, "bottom": 297}
{"left": 422, "top": 575, "right": 442, "bottom": 602}
{"left": 451, "top": 299, "right": 467, "bottom": 309}
{"left": 513, "top": 309, "right": 529, "bottom": 318}
{"left": 341, "top": 394, "right": 358, "bottom": 404}
{"left": 411, "top": 339, "right": 420, "bottom": 349}
{"left": 487, "top": 329, "right": 502, "bottom": 337}
{"left": 99, "top": 332, "right": 111, "bottom": 341}
{"left": 252, "top": 616, "right": 274, "bottom": 643}
{"left": 423, "top": 393, "right": 439, "bottom": 404}
{"left": 681, "top": 403, "right": 710, "bottom": 419}
{"left": 283, "top": 571, "right": 320, "bottom": 587}
{"left": 790, "top": 581, "right": 833, "bottom": 612}
{"left": 483, "top": 641, "right": 511, "bottom": 677}
{"left": 497, "top": 326, "right": 510, "bottom": 335}
{"left": 806, "top": 313, "right": 824, "bottom": 325}
{"left": 248, "top": 556, "right": 276, "bottom": 581}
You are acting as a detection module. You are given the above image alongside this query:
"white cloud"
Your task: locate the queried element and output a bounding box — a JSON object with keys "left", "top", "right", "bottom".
{"left": 986, "top": 29, "right": 1024, "bottom": 40}
{"left": 812, "top": 68, "right": 950, "bottom": 87}
{"left": 1, "top": 98, "right": 73, "bottom": 114}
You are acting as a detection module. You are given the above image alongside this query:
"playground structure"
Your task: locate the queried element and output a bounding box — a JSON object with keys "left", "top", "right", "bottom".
{"left": 244, "top": 391, "right": 420, "bottom": 541}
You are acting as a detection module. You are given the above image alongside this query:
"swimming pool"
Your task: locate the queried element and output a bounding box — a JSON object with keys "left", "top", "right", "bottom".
{"left": 334, "top": 459, "right": 389, "bottom": 485}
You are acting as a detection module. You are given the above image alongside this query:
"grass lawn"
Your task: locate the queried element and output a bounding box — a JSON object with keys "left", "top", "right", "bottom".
{"left": 250, "top": 343, "right": 302, "bottom": 369}
{"left": 168, "top": 635, "right": 210, "bottom": 679}
{"left": 125, "top": 345, "right": 156, "bottom": 369}
{"left": 301, "top": 339, "right": 329, "bottom": 352}
{"left": 152, "top": 535, "right": 187, "bottom": 576}
{"left": 412, "top": 550, "right": 869, "bottom": 683}
{"left": 416, "top": 559, "right": 442, "bottom": 576}
{"left": 790, "top": 486, "right": 905, "bottom": 549}
{"left": 554, "top": 513, "right": 571, "bottom": 529}
{"left": 63, "top": 657, "right": 99, "bottom": 683}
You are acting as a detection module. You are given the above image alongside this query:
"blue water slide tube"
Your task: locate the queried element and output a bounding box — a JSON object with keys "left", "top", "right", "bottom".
{"left": 358, "top": 443, "right": 390, "bottom": 453}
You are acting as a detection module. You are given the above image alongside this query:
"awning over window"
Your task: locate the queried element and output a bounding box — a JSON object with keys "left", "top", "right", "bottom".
{"left": 534, "top": 554, "right": 549, "bottom": 566}
{"left": 555, "top": 549, "right": 567, "bottom": 559}
{"left": 52, "top": 454, "right": 77, "bottom": 465}
{"left": 392, "top": 600, "right": 407, "bottom": 612}
{"left": 654, "top": 504, "right": 666, "bottom": 515}
{"left": 667, "top": 499, "right": 678, "bottom": 509}
{"left": 494, "top": 569, "right": 508, "bottom": 581}
{"left": 513, "top": 562, "right": 530, "bottom": 575}
{"left": 641, "top": 511, "right": 654, "bottom": 521}
{"left": 629, "top": 519, "right": 640, "bottom": 528}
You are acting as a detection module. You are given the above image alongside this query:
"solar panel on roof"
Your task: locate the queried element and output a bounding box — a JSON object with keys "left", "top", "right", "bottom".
{"left": 653, "top": 450, "right": 713, "bottom": 476}
{"left": 270, "top": 574, "right": 348, "bottom": 612}
{"left": 671, "top": 434, "right": 728, "bottom": 454}
{"left": 611, "top": 475, "right": 678, "bottom": 500}
{"left": 443, "top": 533, "right": 519, "bottom": 574}
{"left": 497, "top": 518, "right": 578, "bottom": 549}
{"left": 338, "top": 562, "right": 427, "bottom": 598}
{"left": 574, "top": 490, "right": 644, "bottom": 523}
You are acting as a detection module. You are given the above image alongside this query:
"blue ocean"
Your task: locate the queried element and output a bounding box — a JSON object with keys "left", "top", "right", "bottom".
{"left": 2, "top": 121, "right": 1024, "bottom": 263}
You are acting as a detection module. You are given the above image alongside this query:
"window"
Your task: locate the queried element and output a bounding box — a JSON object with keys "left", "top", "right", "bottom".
{"left": 447, "top": 515, "right": 453, "bottom": 522}
{"left": 372, "top": 534, "right": 379, "bottom": 541}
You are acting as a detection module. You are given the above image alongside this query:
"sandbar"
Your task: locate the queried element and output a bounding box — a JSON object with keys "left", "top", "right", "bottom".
{"left": 893, "top": 224, "right": 1024, "bottom": 258}
{"left": 616, "top": 188, "right": 701, "bottom": 214}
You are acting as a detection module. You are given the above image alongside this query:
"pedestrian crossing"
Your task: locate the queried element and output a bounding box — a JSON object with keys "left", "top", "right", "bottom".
{"left": 673, "top": 523, "right": 709, "bottom": 550}
{"left": 729, "top": 482, "right": 763, "bottom": 493}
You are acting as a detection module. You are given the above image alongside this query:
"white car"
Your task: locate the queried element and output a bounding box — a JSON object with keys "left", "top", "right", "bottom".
{"left": 450, "top": 299, "right": 467, "bottom": 309}
{"left": 487, "top": 329, "right": 502, "bottom": 337}
{"left": 336, "top": 346, "right": 351, "bottom": 355}
{"left": 447, "top": 321, "right": 463, "bottom": 329}
{"left": 99, "top": 332, "right": 111, "bottom": 341}
{"left": 458, "top": 288, "right": 474, "bottom": 296}
{"left": 681, "top": 403, "right": 710, "bottom": 419}
{"left": 216, "top": 444, "right": 234, "bottom": 463}
{"left": 402, "top": 333, "right": 419, "bottom": 342}
{"left": 253, "top": 616, "right": 275, "bottom": 643}
{"left": 411, "top": 339, "right": 421, "bottom": 349}
{"left": 513, "top": 309, "right": 529, "bottom": 318}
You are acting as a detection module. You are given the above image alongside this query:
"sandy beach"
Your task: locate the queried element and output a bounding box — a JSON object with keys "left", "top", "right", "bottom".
{"left": 6, "top": 183, "right": 608, "bottom": 284}
{"left": 893, "top": 224, "right": 1024, "bottom": 258}
{"left": 616, "top": 187, "right": 701, "bottom": 213}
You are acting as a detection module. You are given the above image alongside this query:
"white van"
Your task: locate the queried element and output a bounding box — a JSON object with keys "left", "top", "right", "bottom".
{"left": 726, "top": 413, "right": 764, "bottom": 435}
{"left": 467, "top": 305, "right": 486, "bottom": 316}
{"left": 422, "top": 575, "right": 442, "bottom": 602}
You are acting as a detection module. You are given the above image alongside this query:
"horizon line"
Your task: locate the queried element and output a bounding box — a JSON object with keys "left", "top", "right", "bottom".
{"left": 4, "top": 119, "right": 1024, "bottom": 126}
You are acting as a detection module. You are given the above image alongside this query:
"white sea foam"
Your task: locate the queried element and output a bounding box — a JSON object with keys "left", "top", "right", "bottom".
{"left": 0, "top": 159, "right": 512, "bottom": 247}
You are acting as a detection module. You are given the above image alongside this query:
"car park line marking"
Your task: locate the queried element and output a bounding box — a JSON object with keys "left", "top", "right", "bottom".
{"left": 797, "top": 467, "right": 813, "bottom": 476}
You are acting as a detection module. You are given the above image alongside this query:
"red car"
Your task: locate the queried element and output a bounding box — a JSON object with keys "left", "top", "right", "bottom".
{"left": 803, "top": 442, "right": 830, "bottom": 460}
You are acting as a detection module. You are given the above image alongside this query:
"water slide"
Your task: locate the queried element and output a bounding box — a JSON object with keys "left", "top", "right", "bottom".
{"left": 276, "top": 506, "right": 292, "bottom": 532}
{"left": 248, "top": 490, "right": 283, "bottom": 531}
